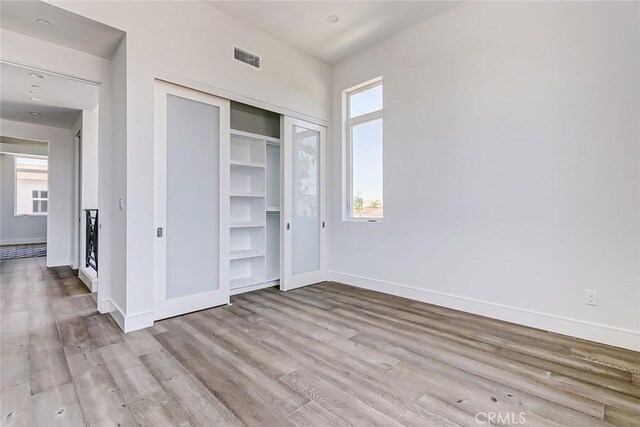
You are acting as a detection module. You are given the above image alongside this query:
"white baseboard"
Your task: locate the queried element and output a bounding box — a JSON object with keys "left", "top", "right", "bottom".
{"left": 99, "top": 298, "right": 116, "bottom": 314}
{"left": 47, "top": 257, "right": 71, "bottom": 268}
{"left": 329, "top": 271, "right": 640, "bottom": 352}
{"left": 78, "top": 267, "right": 98, "bottom": 292}
{"left": 105, "top": 299, "right": 154, "bottom": 333}
{"left": 0, "top": 238, "right": 46, "bottom": 245}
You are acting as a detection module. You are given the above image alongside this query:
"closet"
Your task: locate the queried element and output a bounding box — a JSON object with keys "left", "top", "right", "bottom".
{"left": 229, "top": 101, "right": 282, "bottom": 295}
{"left": 154, "top": 81, "right": 326, "bottom": 320}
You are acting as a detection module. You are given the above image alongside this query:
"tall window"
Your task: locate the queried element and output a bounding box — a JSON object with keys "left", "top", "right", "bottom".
{"left": 15, "top": 156, "right": 48, "bottom": 215}
{"left": 345, "top": 78, "right": 383, "bottom": 220}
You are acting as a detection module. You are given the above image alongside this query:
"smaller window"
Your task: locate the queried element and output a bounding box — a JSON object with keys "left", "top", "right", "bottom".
{"left": 32, "top": 190, "right": 48, "bottom": 214}
{"left": 344, "top": 78, "right": 383, "bottom": 221}
{"left": 15, "top": 156, "right": 48, "bottom": 216}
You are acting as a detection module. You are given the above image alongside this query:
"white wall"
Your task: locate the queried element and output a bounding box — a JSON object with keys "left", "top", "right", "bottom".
{"left": 109, "top": 37, "right": 127, "bottom": 314}
{"left": 70, "top": 106, "right": 99, "bottom": 270}
{"left": 0, "top": 153, "right": 47, "bottom": 245}
{"left": 0, "top": 119, "right": 74, "bottom": 266}
{"left": 48, "top": 1, "right": 331, "bottom": 328}
{"left": 330, "top": 2, "right": 640, "bottom": 350}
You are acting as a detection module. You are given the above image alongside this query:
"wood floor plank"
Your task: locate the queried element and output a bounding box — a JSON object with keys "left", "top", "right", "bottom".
{"left": 64, "top": 340, "right": 137, "bottom": 426}
{"left": 190, "top": 310, "right": 300, "bottom": 378}
{"left": 83, "top": 312, "right": 124, "bottom": 348}
{"left": 155, "top": 326, "right": 299, "bottom": 426}
{"left": 1, "top": 383, "right": 32, "bottom": 427}
{"left": 167, "top": 317, "right": 309, "bottom": 413}
{"left": 156, "top": 373, "right": 243, "bottom": 426}
{"left": 498, "top": 348, "right": 640, "bottom": 399}
{"left": 571, "top": 347, "right": 640, "bottom": 376}
{"left": 31, "top": 382, "right": 85, "bottom": 427}
{"left": 128, "top": 390, "right": 190, "bottom": 427}
{"left": 351, "top": 333, "right": 611, "bottom": 425}
{"left": 288, "top": 401, "right": 352, "bottom": 427}
{"left": 121, "top": 328, "right": 164, "bottom": 357}
{"left": 249, "top": 290, "right": 359, "bottom": 338}
{"left": 238, "top": 297, "right": 400, "bottom": 370}
{"left": 0, "top": 311, "right": 29, "bottom": 391}
{"left": 206, "top": 305, "right": 426, "bottom": 405}
{"left": 280, "top": 369, "right": 402, "bottom": 427}
{"left": 99, "top": 341, "right": 164, "bottom": 404}
{"left": 28, "top": 309, "right": 72, "bottom": 394}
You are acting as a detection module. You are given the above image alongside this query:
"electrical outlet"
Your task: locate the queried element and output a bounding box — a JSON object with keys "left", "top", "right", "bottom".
{"left": 586, "top": 290, "right": 598, "bottom": 306}
{"left": 340, "top": 255, "right": 346, "bottom": 265}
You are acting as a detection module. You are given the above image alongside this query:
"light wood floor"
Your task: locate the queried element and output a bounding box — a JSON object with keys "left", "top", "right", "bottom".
{"left": 1, "top": 257, "right": 640, "bottom": 426}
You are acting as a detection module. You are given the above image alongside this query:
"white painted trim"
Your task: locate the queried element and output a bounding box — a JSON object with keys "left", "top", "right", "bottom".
{"left": 0, "top": 238, "right": 46, "bottom": 245}
{"left": 99, "top": 298, "right": 115, "bottom": 314}
{"left": 154, "top": 72, "right": 327, "bottom": 127}
{"left": 106, "top": 299, "right": 154, "bottom": 333}
{"left": 329, "top": 271, "right": 640, "bottom": 352}
{"left": 78, "top": 267, "right": 98, "bottom": 292}
{"left": 230, "top": 281, "right": 268, "bottom": 296}
{"left": 109, "top": 308, "right": 126, "bottom": 332}
{"left": 0, "top": 59, "right": 101, "bottom": 86}
{"left": 47, "top": 257, "right": 70, "bottom": 268}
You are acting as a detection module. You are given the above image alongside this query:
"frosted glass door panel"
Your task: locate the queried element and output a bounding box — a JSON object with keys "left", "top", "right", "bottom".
{"left": 291, "top": 125, "right": 320, "bottom": 275}
{"left": 166, "top": 94, "right": 219, "bottom": 299}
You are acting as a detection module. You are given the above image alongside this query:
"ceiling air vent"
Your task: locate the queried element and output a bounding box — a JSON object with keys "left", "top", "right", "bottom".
{"left": 234, "top": 47, "right": 261, "bottom": 69}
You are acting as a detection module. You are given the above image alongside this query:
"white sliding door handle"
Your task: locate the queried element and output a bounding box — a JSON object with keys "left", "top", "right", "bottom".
{"left": 286, "top": 223, "right": 290, "bottom": 230}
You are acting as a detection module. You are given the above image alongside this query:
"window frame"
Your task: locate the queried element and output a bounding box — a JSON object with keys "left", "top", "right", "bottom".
{"left": 14, "top": 155, "right": 48, "bottom": 217}
{"left": 343, "top": 77, "right": 383, "bottom": 222}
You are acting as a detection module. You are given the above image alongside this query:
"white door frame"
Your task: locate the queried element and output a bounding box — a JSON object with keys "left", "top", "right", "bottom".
{"left": 75, "top": 129, "right": 83, "bottom": 270}
{"left": 153, "top": 80, "right": 230, "bottom": 320}
{"left": 281, "top": 116, "right": 327, "bottom": 291}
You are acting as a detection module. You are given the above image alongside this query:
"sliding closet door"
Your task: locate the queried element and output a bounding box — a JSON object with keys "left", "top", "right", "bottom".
{"left": 282, "top": 117, "right": 327, "bottom": 291}
{"left": 154, "top": 80, "right": 230, "bottom": 320}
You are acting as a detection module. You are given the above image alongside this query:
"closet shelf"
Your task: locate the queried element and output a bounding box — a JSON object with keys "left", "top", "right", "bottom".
{"left": 266, "top": 207, "right": 280, "bottom": 213}
{"left": 231, "top": 160, "right": 266, "bottom": 168}
{"left": 230, "top": 192, "right": 266, "bottom": 198}
{"left": 230, "top": 249, "right": 266, "bottom": 260}
{"left": 231, "top": 129, "right": 280, "bottom": 143}
{"left": 230, "top": 222, "right": 266, "bottom": 229}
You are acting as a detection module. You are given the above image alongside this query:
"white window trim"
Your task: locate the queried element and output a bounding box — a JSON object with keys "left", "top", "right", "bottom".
{"left": 342, "top": 77, "right": 383, "bottom": 223}
{"left": 13, "top": 155, "right": 48, "bottom": 217}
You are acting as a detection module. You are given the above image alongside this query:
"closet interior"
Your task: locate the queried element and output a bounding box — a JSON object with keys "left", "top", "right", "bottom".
{"left": 229, "top": 102, "right": 282, "bottom": 295}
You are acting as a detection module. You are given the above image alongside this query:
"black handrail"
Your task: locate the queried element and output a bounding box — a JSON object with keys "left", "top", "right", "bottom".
{"left": 85, "top": 209, "right": 98, "bottom": 272}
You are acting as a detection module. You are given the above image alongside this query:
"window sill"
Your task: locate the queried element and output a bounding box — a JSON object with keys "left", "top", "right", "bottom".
{"left": 344, "top": 218, "right": 383, "bottom": 223}
{"left": 14, "top": 213, "right": 47, "bottom": 217}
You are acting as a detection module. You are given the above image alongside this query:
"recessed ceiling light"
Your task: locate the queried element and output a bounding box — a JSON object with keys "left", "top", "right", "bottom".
{"left": 29, "top": 72, "right": 45, "bottom": 79}
{"left": 327, "top": 15, "right": 339, "bottom": 23}
{"left": 36, "top": 19, "right": 51, "bottom": 27}
{"left": 29, "top": 112, "right": 41, "bottom": 116}
{"left": 30, "top": 97, "right": 43, "bottom": 102}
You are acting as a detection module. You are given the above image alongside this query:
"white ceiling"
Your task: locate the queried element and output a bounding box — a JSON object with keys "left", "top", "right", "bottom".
{"left": 0, "top": 0, "right": 124, "bottom": 59}
{"left": 1, "top": 62, "right": 99, "bottom": 128}
{"left": 207, "top": 1, "right": 460, "bottom": 64}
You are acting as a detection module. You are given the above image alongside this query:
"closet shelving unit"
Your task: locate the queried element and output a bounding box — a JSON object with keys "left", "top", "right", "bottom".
{"left": 229, "top": 129, "right": 281, "bottom": 295}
